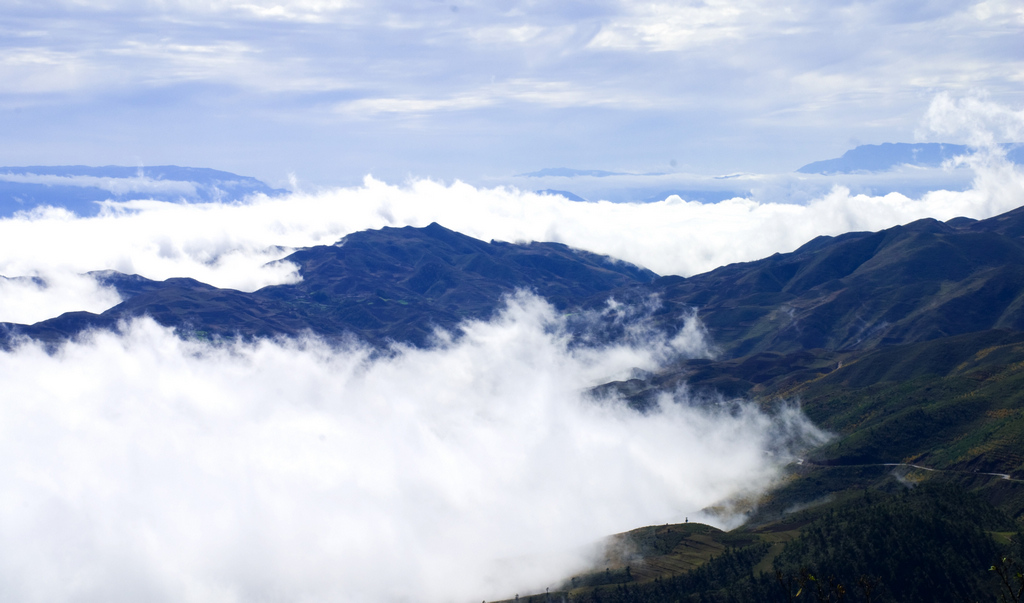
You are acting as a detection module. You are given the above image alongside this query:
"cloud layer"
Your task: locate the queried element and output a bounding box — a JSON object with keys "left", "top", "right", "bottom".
{"left": 0, "top": 295, "right": 826, "bottom": 603}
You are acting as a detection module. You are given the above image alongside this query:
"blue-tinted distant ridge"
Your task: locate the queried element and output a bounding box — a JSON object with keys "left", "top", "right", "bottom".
{"left": 798, "top": 142, "right": 1024, "bottom": 174}
{"left": 535, "top": 189, "right": 587, "bottom": 202}
{"left": 516, "top": 168, "right": 628, "bottom": 178}
{"left": 0, "top": 165, "right": 288, "bottom": 217}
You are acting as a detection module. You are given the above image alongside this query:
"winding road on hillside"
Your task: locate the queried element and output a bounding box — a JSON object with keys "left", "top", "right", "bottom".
{"left": 797, "top": 459, "right": 1024, "bottom": 483}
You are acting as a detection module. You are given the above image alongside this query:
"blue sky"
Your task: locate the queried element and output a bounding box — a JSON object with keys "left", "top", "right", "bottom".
{"left": 2, "top": 0, "right": 1022, "bottom": 186}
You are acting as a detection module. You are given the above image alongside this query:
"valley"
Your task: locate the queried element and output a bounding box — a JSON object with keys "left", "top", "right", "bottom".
{"left": 5, "top": 203, "right": 1024, "bottom": 602}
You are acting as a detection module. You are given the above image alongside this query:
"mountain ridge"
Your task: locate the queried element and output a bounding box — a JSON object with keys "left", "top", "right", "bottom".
{"left": 621, "top": 206, "right": 1024, "bottom": 358}
{"left": 1, "top": 222, "right": 658, "bottom": 347}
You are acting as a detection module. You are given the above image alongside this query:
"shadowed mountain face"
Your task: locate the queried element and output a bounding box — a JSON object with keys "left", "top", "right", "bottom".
{"left": 2, "top": 223, "right": 658, "bottom": 346}
{"left": 9, "top": 207, "right": 1024, "bottom": 357}
{"left": 583, "top": 206, "right": 1024, "bottom": 492}
{"left": 548, "top": 209, "right": 1024, "bottom": 603}
{"left": 630, "top": 206, "right": 1024, "bottom": 359}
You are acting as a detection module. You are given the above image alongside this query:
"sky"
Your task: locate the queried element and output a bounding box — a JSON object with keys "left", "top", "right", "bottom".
{"left": 1, "top": 0, "right": 1023, "bottom": 186}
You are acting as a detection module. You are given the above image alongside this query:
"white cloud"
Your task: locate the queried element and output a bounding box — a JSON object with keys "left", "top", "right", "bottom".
{"left": 0, "top": 29, "right": 353, "bottom": 98}
{"left": 971, "top": 0, "right": 1024, "bottom": 24}
{"left": 104, "top": 40, "right": 351, "bottom": 92}
{"left": 0, "top": 271, "right": 122, "bottom": 325}
{"left": 923, "top": 91, "right": 1024, "bottom": 150}
{"left": 336, "top": 78, "right": 657, "bottom": 116}
{"left": 587, "top": 0, "right": 763, "bottom": 52}
{"left": 221, "top": 0, "right": 356, "bottom": 22}
{"left": 339, "top": 93, "right": 495, "bottom": 115}
{"left": 0, "top": 297, "right": 825, "bottom": 602}
{"left": 2, "top": 0, "right": 1021, "bottom": 181}
{"left": 0, "top": 202, "right": 302, "bottom": 313}
{"left": 0, "top": 48, "right": 98, "bottom": 94}
{"left": 16, "top": 0, "right": 357, "bottom": 22}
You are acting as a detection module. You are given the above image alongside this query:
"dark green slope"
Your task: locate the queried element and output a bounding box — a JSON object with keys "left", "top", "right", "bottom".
{"left": 547, "top": 208, "right": 1024, "bottom": 603}
{"left": 785, "top": 330, "right": 1024, "bottom": 480}
{"left": 603, "top": 330, "right": 1024, "bottom": 522}
{"left": 638, "top": 207, "right": 1024, "bottom": 358}
{"left": 504, "top": 485, "right": 1021, "bottom": 603}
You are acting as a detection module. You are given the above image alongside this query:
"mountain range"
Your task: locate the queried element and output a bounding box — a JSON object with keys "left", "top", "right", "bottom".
{"left": 2, "top": 222, "right": 656, "bottom": 347}
{"left": 0, "top": 165, "right": 288, "bottom": 217}
{"left": 7, "top": 206, "right": 1024, "bottom": 481}
{"left": 4, "top": 168, "right": 1024, "bottom": 601}
{"left": 3, "top": 142, "right": 1012, "bottom": 220}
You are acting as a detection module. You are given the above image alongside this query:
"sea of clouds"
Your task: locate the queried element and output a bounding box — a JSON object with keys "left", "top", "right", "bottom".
{"left": 0, "top": 94, "right": 1020, "bottom": 602}
{"left": 0, "top": 295, "right": 827, "bottom": 603}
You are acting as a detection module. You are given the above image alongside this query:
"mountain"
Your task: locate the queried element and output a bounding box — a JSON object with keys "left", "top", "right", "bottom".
{"left": 550, "top": 484, "right": 1019, "bottom": 603}
{"left": 621, "top": 207, "right": 1024, "bottom": 358}
{"left": 0, "top": 165, "right": 288, "bottom": 217}
{"left": 534, "top": 189, "right": 587, "bottom": 201}
{"left": 10, "top": 204, "right": 1024, "bottom": 485}
{"left": 797, "top": 142, "right": 1024, "bottom": 174}
{"left": 13, "top": 203, "right": 1024, "bottom": 383}
{"left": 1, "top": 222, "right": 657, "bottom": 347}
{"left": 6, "top": 202, "right": 1024, "bottom": 601}
{"left": 592, "top": 207, "right": 1024, "bottom": 482}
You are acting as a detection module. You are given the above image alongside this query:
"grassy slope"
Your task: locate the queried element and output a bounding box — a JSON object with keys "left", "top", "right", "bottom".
{"left": 498, "top": 483, "right": 1022, "bottom": 603}
{"left": 506, "top": 329, "right": 1024, "bottom": 602}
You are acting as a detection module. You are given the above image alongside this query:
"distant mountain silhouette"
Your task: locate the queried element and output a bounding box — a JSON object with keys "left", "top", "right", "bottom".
{"left": 535, "top": 189, "right": 587, "bottom": 201}
{"left": 0, "top": 165, "right": 288, "bottom": 217}
{"left": 797, "top": 142, "right": 1024, "bottom": 174}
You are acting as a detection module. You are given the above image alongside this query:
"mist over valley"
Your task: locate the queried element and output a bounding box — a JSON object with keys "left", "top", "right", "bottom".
{"left": 3, "top": 123, "right": 1024, "bottom": 601}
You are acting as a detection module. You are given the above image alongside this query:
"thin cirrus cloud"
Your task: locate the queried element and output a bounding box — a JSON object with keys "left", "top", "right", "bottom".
{"left": 586, "top": 1, "right": 760, "bottom": 52}
{"left": 0, "top": 1, "right": 1020, "bottom": 180}
{"left": 7, "top": 0, "right": 356, "bottom": 21}
{"left": 336, "top": 79, "right": 657, "bottom": 116}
